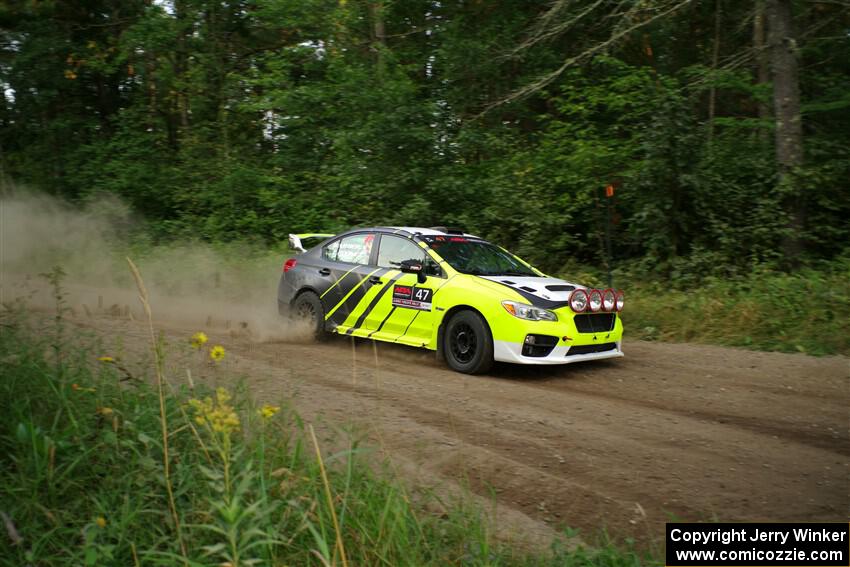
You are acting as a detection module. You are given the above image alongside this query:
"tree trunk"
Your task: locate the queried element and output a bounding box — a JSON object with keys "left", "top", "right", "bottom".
{"left": 766, "top": 0, "right": 804, "bottom": 263}
{"left": 175, "top": 0, "right": 191, "bottom": 130}
{"left": 368, "top": 1, "right": 386, "bottom": 78}
{"left": 707, "top": 0, "right": 721, "bottom": 141}
{"left": 753, "top": 0, "right": 770, "bottom": 142}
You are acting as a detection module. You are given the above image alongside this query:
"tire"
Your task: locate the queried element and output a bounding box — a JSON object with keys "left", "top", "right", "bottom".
{"left": 442, "top": 310, "right": 494, "bottom": 375}
{"left": 291, "top": 291, "right": 326, "bottom": 341}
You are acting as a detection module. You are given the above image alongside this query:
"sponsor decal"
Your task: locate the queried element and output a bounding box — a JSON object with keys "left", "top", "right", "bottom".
{"left": 392, "top": 285, "right": 433, "bottom": 311}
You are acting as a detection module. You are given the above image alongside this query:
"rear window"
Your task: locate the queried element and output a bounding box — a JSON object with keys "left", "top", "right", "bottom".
{"left": 324, "top": 233, "right": 375, "bottom": 264}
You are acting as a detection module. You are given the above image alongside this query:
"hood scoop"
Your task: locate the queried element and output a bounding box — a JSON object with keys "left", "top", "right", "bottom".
{"left": 479, "top": 275, "right": 582, "bottom": 308}
{"left": 545, "top": 284, "right": 575, "bottom": 292}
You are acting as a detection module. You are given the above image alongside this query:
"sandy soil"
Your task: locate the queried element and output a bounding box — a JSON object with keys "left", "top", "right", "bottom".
{"left": 65, "top": 312, "right": 850, "bottom": 551}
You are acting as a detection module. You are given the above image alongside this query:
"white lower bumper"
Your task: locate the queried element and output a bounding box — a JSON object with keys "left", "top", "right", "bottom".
{"left": 492, "top": 340, "right": 624, "bottom": 365}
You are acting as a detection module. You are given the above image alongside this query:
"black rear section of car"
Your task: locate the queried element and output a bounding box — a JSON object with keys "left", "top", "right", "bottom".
{"left": 278, "top": 228, "right": 423, "bottom": 330}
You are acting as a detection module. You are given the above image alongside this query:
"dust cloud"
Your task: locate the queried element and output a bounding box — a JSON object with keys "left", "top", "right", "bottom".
{"left": 0, "top": 190, "right": 306, "bottom": 341}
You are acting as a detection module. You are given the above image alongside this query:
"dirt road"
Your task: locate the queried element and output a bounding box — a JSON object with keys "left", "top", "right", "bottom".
{"left": 75, "top": 314, "right": 849, "bottom": 550}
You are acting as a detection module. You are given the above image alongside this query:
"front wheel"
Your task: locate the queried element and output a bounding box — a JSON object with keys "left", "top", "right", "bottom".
{"left": 291, "top": 291, "right": 326, "bottom": 341}
{"left": 443, "top": 310, "right": 493, "bottom": 374}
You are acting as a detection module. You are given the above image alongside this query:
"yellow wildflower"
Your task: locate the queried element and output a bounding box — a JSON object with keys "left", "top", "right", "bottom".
{"left": 259, "top": 404, "right": 280, "bottom": 420}
{"left": 97, "top": 355, "right": 115, "bottom": 363}
{"left": 191, "top": 331, "right": 208, "bottom": 349}
{"left": 97, "top": 407, "right": 113, "bottom": 416}
{"left": 188, "top": 387, "right": 240, "bottom": 435}
{"left": 95, "top": 517, "right": 106, "bottom": 528}
{"left": 210, "top": 345, "right": 225, "bottom": 362}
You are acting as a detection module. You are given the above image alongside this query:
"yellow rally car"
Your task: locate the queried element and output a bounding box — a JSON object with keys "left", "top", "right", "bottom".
{"left": 279, "top": 227, "right": 624, "bottom": 374}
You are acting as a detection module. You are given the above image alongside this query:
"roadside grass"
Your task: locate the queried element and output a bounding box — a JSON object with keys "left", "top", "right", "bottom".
{"left": 0, "top": 270, "right": 655, "bottom": 566}
{"left": 624, "top": 266, "right": 849, "bottom": 356}
{"left": 560, "top": 260, "right": 850, "bottom": 356}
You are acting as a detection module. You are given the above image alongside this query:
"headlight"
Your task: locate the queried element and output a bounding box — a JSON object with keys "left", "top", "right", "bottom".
{"left": 588, "top": 289, "right": 603, "bottom": 312}
{"left": 502, "top": 300, "right": 557, "bottom": 322}
{"left": 569, "top": 289, "right": 588, "bottom": 312}
{"left": 602, "top": 289, "right": 616, "bottom": 311}
{"left": 615, "top": 290, "right": 625, "bottom": 312}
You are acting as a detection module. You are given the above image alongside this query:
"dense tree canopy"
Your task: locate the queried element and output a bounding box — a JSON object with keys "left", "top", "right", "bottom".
{"left": 1, "top": 0, "right": 847, "bottom": 277}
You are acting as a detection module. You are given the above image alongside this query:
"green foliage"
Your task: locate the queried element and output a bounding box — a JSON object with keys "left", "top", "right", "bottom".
{"left": 1, "top": 0, "right": 848, "bottom": 276}
{"left": 618, "top": 260, "right": 850, "bottom": 356}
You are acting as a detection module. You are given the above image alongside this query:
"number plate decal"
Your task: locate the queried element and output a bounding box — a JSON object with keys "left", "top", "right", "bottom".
{"left": 392, "top": 285, "right": 433, "bottom": 311}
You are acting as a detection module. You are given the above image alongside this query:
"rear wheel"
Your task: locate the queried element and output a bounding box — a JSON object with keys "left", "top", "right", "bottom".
{"left": 292, "top": 291, "right": 326, "bottom": 341}
{"left": 443, "top": 310, "right": 493, "bottom": 374}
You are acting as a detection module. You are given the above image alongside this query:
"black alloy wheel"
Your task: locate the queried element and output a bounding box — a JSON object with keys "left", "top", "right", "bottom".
{"left": 291, "top": 291, "right": 326, "bottom": 341}
{"left": 443, "top": 310, "right": 494, "bottom": 374}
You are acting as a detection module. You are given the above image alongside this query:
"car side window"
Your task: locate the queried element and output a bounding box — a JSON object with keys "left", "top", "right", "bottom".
{"left": 322, "top": 239, "right": 341, "bottom": 262}
{"left": 377, "top": 236, "right": 441, "bottom": 276}
{"left": 332, "top": 233, "right": 375, "bottom": 264}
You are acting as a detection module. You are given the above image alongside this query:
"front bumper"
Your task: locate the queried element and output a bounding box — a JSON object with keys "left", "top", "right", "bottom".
{"left": 488, "top": 307, "right": 624, "bottom": 365}
{"left": 493, "top": 339, "right": 624, "bottom": 365}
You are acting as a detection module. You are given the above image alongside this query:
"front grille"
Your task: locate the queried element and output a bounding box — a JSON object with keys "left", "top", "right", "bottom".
{"left": 566, "top": 343, "right": 617, "bottom": 356}
{"left": 573, "top": 313, "right": 616, "bottom": 333}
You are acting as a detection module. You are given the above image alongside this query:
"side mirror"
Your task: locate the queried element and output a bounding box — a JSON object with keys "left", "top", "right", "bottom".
{"left": 400, "top": 260, "right": 427, "bottom": 284}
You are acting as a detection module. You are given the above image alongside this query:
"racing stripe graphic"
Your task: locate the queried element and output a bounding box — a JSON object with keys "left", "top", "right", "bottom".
{"left": 390, "top": 275, "right": 454, "bottom": 342}
{"left": 367, "top": 275, "right": 454, "bottom": 339}
{"left": 394, "top": 310, "right": 421, "bottom": 343}
{"left": 343, "top": 269, "right": 400, "bottom": 325}
{"left": 326, "top": 268, "right": 387, "bottom": 325}
{"left": 367, "top": 306, "right": 396, "bottom": 337}
{"left": 485, "top": 278, "right": 569, "bottom": 310}
{"left": 344, "top": 271, "right": 404, "bottom": 335}
{"left": 319, "top": 265, "right": 360, "bottom": 299}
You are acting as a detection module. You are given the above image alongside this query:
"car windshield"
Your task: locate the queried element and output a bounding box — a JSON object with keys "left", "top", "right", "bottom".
{"left": 424, "top": 237, "right": 537, "bottom": 276}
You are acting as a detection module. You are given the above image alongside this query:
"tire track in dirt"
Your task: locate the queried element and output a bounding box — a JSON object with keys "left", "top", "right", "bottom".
{"left": 67, "top": 316, "right": 850, "bottom": 549}
{"left": 522, "top": 385, "right": 848, "bottom": 456}
{"left": 225, "top": 334, "right": 848, "bottom": 546}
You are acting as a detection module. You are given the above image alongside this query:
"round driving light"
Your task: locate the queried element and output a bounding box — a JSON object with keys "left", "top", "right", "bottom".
{"left": 569, "top": 289, "right": 588, "bottom": 312}
{"left": 588, "top": 289, "right": 603, "bottom": 312}
{"left": 602, "top": 289, "right": 616, "bottom": 311}
{"left": 615, "top": 290, "right": 625, "bottom": 312}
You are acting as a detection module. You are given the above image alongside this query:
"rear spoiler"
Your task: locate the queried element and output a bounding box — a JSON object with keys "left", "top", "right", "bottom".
{"left": 288, "top": 233, "right": 334, "bottom": 253}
